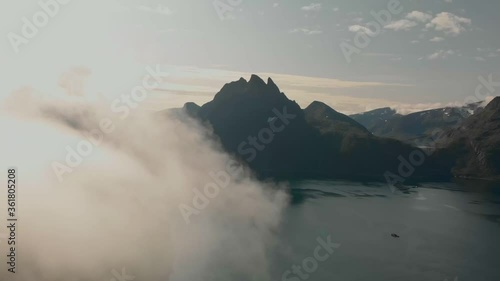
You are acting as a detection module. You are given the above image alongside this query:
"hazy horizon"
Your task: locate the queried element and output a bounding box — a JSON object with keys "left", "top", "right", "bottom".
{"left": 1, "top": 0, "right": 499, "bottom": 115}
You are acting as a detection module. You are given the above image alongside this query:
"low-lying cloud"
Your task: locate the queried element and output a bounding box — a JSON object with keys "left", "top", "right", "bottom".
{"left": 0, "top": 85, "right": 288, "bottom": 281}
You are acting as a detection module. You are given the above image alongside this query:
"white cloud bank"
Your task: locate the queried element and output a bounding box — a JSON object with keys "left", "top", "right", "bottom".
{"left": 0, "top": 85, "right": 287, "bottom": 281}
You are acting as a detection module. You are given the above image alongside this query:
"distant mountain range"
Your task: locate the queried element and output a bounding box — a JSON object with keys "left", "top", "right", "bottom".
{"left": 161, "top": 75, "right": 500, "bottom": 182}
{"left": 350, "top": 102, "right": 484, "bottom": 144}
{"left": 430, "top": 98, "right": 500, "bottom": 179}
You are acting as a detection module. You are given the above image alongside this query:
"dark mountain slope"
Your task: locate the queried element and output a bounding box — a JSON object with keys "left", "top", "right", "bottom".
{"left": 304, "top": 101, "right": 370, "bottom": 136}
{"left": 350, "top": 107, "right": 400, "bottom": 132}
{"left": 303, "top": 102, "right": 420, "bottom": 180}
{"left": 197, "top": 75, "right": 319, "bottom": 178}
{"left": 175, "top": 75, "right": 430, "bottom": 181}
{"left": 430, "top": 97, "right": 500, "bottom": 179}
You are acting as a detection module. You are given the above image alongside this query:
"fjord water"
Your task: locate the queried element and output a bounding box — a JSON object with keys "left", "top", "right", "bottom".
{"left": 271, "top": 180, "right": 500, "bottom": 281}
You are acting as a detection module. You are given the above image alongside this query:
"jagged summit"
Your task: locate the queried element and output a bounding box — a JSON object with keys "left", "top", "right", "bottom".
{"left": 248, "top": 74, "right": 267, "bottom": 88}
{"left": 200, "top": 75, "right": 302, "bottom": 124}
{"left": 246, "top": 74, "right": 283, "bottom": 95}
{"left": 267, "top": 77, "right": 280, "bottom": 94}
{"left": 210, "top": 75, "right": 285, "bottom": 109}
{"left": 214, "top": 75, "right": 283, "bottom": 101}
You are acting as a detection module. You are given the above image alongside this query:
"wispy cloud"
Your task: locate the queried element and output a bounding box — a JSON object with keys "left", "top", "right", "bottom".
{"left": 137, "top": 4, "right": 173, "bottom": 16}
{"left": 385, "top": 19, "right": 418, "bottom": 31}
{"left": 426, "top": 49, "right": 457, "bottom": 60}
{"left": 430, "top": 37, "right": 445, "bottom": 42}
{"left": 406, "top": 11, "right": 433, "bottom": 23}
{"left": 301, "top": 3, "right": 322, "bottom": 12}
{"left": 348, "top": 25, "right": 376, "bottom": 36}
{"left": 476, "top": 47, "right": 500, "bottom": 58}
{"left": 426, "top": 12, "right": 471, "bottom": 36}
{"left": 384, "top": 11, "right": 432, "bottom": 31}
{"left": 289, "top": 28, "right": 323, "bottom": 35}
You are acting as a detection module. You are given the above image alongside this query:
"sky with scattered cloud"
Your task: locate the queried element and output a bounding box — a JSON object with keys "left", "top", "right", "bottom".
{"left": 1, "top": 0, "right": 499, "bottom": 114}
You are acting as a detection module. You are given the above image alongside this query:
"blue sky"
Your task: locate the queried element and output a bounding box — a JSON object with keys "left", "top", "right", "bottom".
{"left": 1, "top": 0, "right": 499, "bottom": 113}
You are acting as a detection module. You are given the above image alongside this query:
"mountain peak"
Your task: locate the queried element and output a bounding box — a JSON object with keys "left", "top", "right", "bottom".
{"left": 182, "top": 102, "right": 200, "bottom": 117}
{"left": 267, "top": 77, "right": 281, "bottom": 94}
{"left": 245, "top": 74, "right": 285, "bottom": 96}
{"left": 183, "top": 102, "right": 200, "bottom": 111}
{"left": 306, "top": 101, "right": 337, "bottom": 112}
{"left": 248, "top": 74, "right": 267, "bottom": 88}
{"left": 485, "top": 96, "right": 500, "bottom": 110}
{"left": 309, "top": 100, "right": 328, "bottom": 107}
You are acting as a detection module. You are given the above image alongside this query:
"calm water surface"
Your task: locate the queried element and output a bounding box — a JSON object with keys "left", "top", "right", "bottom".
{"left": 271, "top": 180, "right": 500, "bottom": 281}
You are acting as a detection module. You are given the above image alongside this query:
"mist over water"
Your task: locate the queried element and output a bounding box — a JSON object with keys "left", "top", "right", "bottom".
{"left": 0, "top": 83, "right": 288, "bottom": 281}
